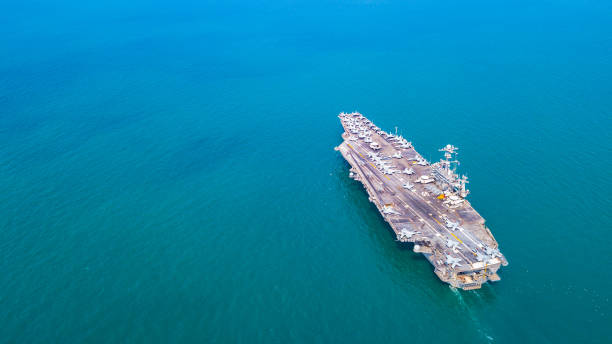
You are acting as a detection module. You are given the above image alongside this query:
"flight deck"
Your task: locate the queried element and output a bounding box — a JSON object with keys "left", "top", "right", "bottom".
{"left": 335, "top": 112, "right": 508, "bottom": 290}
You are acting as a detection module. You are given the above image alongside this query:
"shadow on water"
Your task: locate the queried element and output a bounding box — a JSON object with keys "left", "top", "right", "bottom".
{"left": 334, "top": 156, "right": 440, "bottom": 283}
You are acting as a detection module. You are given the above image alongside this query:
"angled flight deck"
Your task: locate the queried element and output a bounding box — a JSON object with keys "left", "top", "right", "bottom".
{"left": 335, "top": 112, "right": 508, "bottom": 290}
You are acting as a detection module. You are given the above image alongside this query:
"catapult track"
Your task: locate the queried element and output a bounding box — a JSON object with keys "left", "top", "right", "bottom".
{"left": 335, "top": 112, "right": 508, "bottom": 290}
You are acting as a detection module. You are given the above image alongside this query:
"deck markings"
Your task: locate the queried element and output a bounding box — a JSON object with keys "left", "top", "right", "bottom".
{"left": 347, "top": 141, "right": 390, "bottom": 180}
{"left": 342, "top": 122, "right": 476, "bottom": 263}
{"left": 449, "top": 232, "right": 463, "bottom": 244}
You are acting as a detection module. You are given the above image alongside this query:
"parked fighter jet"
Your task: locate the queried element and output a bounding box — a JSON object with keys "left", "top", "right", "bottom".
{"left": 402, "top": 167, "right": 415, "bottom": 175}
{"left": 391, "top": 151, "right": 402, "bottom": 159}
{"left": 383, "top": 167, "right": 397, "bottom": 175}
{"left": 382, "top": 205, "right": 400, "bottom": 215}
{"left": 485, "top": 246, "right": 502, "bottom": 258}
{"left": 398, "top": 228, "right": 419, "bottom": 241}
{"left": 399, "top": 141, "right": 412, "bottom": 149}
{"left": 446, "top": 240, "right": 461, "bottom": 253}
{"left": 445, "top": 219, "right": 460, "bottom": 230}
{"left": 402, "top": 182, "right": 415, "bottom": 190}
{"left": 445, "top": 255, "right": 463, "bottom": 268}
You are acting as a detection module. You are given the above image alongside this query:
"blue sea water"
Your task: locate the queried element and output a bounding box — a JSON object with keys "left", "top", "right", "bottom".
{"left": 1, "top": 0, "right": 611, "bottom": 342}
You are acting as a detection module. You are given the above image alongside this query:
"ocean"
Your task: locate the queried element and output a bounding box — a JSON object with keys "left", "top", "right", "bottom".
{"left": 1, "top": 0, "right": 611, "bottom": 342}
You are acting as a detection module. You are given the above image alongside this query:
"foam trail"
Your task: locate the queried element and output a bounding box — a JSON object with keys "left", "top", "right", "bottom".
{"left": 450, "top": 286, "right": 495, "bottom": 343}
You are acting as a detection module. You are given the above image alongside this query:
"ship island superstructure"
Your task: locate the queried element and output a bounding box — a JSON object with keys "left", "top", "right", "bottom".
{"left": 335, "top": 112, "right": 508, "bottom": 290}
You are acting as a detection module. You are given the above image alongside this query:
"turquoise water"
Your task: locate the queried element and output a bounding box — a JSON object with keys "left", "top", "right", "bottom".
{"left": 1, "top": 1, "right": 611, "bottom": 342}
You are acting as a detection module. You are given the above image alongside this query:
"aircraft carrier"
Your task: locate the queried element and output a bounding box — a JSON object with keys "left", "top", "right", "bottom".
{"left": 335, "top": 112, "right": 508, "bottom": 290}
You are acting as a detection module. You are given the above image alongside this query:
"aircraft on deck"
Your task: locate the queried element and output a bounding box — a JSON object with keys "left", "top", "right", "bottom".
{"left": 398, "top": 140, "right": 412, "bottom": 149}
{"left": 445, "top": 219, "right": 460, "bottom": 230}
{"left": 402, "top": 182, "right": 415, "bottom": 190}
{"left": 367, "top": 152, "right": 380, "bottom": 159}
{"left": 446, "top": 239, "right": 461, "bottom": 252}
{"left": 398, "top": 228, "right": 419, "bottom": 241}
{"left": 382, "top": 205, "right": 400, "bottom": 215}
{"left": 402, "top": 167, "right": 415, "bottom": 175}
{"left": 375, "top": 159, "right": 388, "bottom": 166}
{"left": 383, "top": 167, "right": 397, "bottom": 175}
{"left": 392, "top": 152, "right": 402, "bottom": 159}
{"left": 445, "top": 255, "right": 463, "bottom": 268}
